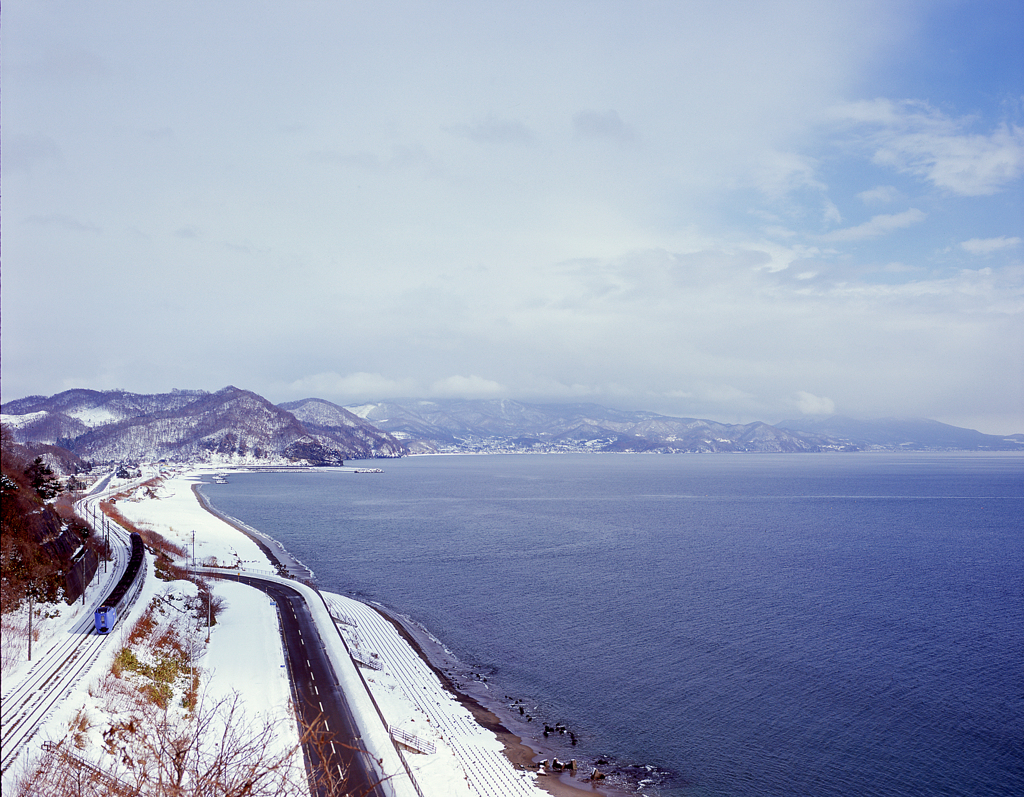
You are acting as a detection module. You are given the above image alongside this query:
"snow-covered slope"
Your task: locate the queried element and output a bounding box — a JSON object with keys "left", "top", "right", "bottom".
{"left": 341, "top": 398, "right": 1024, "bottom": 453}
{"left": 278, "top": 398, "right": 404, "bottom": 458}
{"left": 2, "top": 387, "right": 405, "bottom": 465}
{"left": 343, "top": 398, "right": 823, "bottom": 453}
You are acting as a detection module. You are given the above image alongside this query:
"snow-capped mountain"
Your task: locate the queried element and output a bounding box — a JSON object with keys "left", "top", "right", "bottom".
{"left": 344, "top": 398, "right": 823, "bottom": 453}
{"left": 2, "top": 387, "right": 404, "bottom": 465}
{"left": 278, "top": 398, "right": 404, "bottom": 458}
{"left": 775, "top": 415, "right": 1024, "bottom": 451}
{"left": 344, "top": 398, "right": 1023, "bottom": 453}
{"left": 6, "top": 389, "right": 1017, "bottom": 462}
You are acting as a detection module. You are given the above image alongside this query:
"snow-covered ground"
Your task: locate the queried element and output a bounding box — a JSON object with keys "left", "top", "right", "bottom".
{"left": 3, "top": 468, "right": 561, "bottom": 797}
{"left": 113, "top": 468, "right": 275, "bottom": 571}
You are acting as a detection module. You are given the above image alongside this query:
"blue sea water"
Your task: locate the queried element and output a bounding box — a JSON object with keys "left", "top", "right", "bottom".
{"left": 203, "top": 453, "right": 1024, "bottom": 797}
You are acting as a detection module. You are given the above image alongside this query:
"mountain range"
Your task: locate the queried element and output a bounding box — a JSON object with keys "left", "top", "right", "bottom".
{"left": 1, "top": 387, "right": 403, "bottom": 468}
{"left": 344, "top": 398, "right": 1024, "bottom": 454}
{"left": 2, "top": 389, "right": 1020, "bottom": 471}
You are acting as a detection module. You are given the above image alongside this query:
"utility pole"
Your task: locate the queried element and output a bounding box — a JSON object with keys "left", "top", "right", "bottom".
{"left": 27, "top": 591, "right": 33, "bottom": 662}
{"left": 190, "top": 530, "right": 196, "bottom": 691}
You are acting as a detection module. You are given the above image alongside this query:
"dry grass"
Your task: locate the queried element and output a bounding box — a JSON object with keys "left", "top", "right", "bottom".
{"left": 1, "top": 611, "right": 30, "bottom": 675}
{"left": 125, "top": 606, "right": 158, "bottom": 647}
{"left": 70, "top": 708, "right": 91, "bottom": 750}
{"left": 110, "top": 600, "right": 191, "bottom": 710}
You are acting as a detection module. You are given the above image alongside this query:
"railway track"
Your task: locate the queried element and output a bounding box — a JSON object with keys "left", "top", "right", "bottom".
{"left": 0, "top": 486, "right": 141, "bottom": 778}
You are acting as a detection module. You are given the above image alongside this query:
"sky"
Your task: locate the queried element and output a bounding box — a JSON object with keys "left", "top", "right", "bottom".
{"left": 2, "top": 1, "right": 1022, "bottom": 434}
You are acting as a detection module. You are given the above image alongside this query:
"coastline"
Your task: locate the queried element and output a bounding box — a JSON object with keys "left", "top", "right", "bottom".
{"left": 192, "top": 475, "right": 630, "bottom": 797}
{"left": 367, "top": 604, "right": 632, "bottom": 797}
{"left": 191, "top": 483, "right": 314, "bottom": 580}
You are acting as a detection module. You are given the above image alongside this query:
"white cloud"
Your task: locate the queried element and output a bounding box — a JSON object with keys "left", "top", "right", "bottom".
{"left": 3, "top": 133, "right": 62, "bottom": 174}
{"left": 748, "top": 150, "right": 826, "bottom": 199}
{"left": 26, "top": 213, "right": 100, "bottom": 233}
{"left": 795, "top": 391, "right": 836, "bottom": 415}
{"left": 4, "top": 2, "right": 1021, "bottom": 434}
{"left": 822, "top": 200, "right": 843, "bottom": 226}
{"left": 857, "top": 185, "right": 900, "bottom": 204}
{"left": 821, "top": 208, "right": 926, "bottom": 242}
{"left": 286, "top": 372, "right": 418, "bottom": 400}
{"left": 834, "top": 99, "right": 1024, "bottom": 196}
{"left": 448, "top": 114, "right": 534, "bottom": 145}
{"left": 572, "top": 110, "right": 636, "bottom": 144}
{"left": 960, "top": 236, "right": 1021, "bottom": 255}
{"left": 428, "top": 375, "right": 506, "bottom": 397}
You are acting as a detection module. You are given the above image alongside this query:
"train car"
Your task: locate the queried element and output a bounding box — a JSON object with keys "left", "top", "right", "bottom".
{"left": 94, "top": 604, "right": 117, "bottom": 634}
{"left": 94, "top": 532, "right": 146, "bottom": 635}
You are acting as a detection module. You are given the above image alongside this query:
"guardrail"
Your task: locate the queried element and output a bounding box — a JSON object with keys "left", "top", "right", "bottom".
{"left": 40, "top": 742, "right": 136, "bottom": 793}
{"left": 350, "top": 648, "right": 383, "bottom": 671}
{"left": 390, "top": 727, "right": 436, "bottom": 756}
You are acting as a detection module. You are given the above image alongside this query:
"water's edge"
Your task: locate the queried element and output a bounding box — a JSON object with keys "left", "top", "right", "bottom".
{"left": 193, "top": 478, "right": 635, "bottom": 796}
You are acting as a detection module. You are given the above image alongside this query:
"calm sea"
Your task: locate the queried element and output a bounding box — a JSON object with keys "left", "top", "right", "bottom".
{"left": 202, "top": 453, "right": 1024, "bottom": 797}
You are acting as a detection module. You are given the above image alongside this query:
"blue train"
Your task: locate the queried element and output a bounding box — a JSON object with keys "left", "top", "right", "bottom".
{"left": 94, "top": 532, "right": 146, "bottom": 634}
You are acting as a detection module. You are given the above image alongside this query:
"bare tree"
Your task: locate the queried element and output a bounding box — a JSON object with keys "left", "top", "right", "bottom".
{"left": 15, "top": 692, "right": 317, "bottom": 797}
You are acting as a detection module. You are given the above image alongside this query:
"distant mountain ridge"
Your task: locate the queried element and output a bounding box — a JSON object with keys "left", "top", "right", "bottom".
{"left": 776, "top": 415, "right": 1024, "bottom": 451}
{"left": 4, "top": 389, "right": 1019, "bottom": 466}
{"left": 2, "top": 387, "right": 404, "bottom": 466}
{"left": 345, "top": 398, "right": 1024, "bottom": 454}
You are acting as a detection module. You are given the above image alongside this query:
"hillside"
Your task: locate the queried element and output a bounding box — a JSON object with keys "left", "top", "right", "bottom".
{"left": 0, "top": 429, "right": 101, "bottom": 607}
{"left": 278, "top": 398, "right": 404, "bottom": 458}
{"left": 2, "top": 387, "right": 405, "bottom": 466}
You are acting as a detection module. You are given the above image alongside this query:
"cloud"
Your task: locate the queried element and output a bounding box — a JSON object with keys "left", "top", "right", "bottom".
{"left": 307, "top": 144, "right": 435, "bottom": 174}
{"left": 749, "top": 150, "right": 827, "bottom": 199}
{"left": 21, "top": 46, "right": 108, "bottom": 82}
{"left": 572, "top": 110, "right": 636, "bottom": 144}
{"left": 857, "top": 185, "right": 900, "bottom": 204}
{"left": 821, "top": 208, "right": 926, "bottom": 242}
{"left": 959, "top": 236, "right": 1021, "bottom": 255}
{"left": 286, "top": 372, "right": 418, "bottom": 400}
{"left": 795, "top": 391, "right": 836, "bottom": 415}
{"left": 834, "top": 99, "right": 1024, "bottom": 196}
{"left": 25, "top": 214, "right": 100, "bottom": 233}
{"left": 428, "top": 375, "right": 506, "bottom": 397}
{"left": 3, "top": 133, "right": 62, "bottom": 174}
{"left": 284, "top": 372, "right": 506, "bottom": 401}
{"left": 448, "top": 115, "right": 533, "bottom": 145}
{"left": 3, "top": 2, "right": 1021, "bottom": 434}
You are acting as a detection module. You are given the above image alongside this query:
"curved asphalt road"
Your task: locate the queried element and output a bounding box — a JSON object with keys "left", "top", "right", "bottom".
{"left": 210, "top": 574, "right": 384, "bottom": 797}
